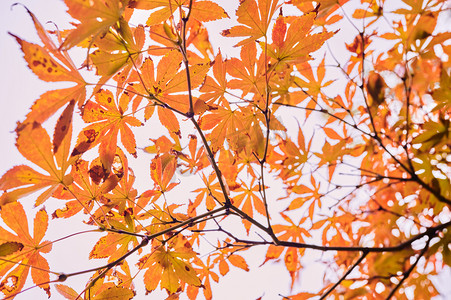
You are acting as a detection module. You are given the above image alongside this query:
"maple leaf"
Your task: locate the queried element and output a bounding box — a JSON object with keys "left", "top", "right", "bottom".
{"left": 60, "top": 0, "right": 128, "bottom": 50}
{"left": 131, "top": 0, "right": 228, "bottom": 26}
{"left": 73, "top": 89, "right": 142, "bottom": 172}
{"left": 93, "top": 286, "right": 135, "bottom": 299}
{"left": 267, "top": 14, "right": 334, "bottom": 67}
{"left": 227, "top": 42, "right": 267, "bottom": 98}
{"left": 106, "top": 150, "right": 139, "bottom": 214}
{"left": 199, "top": 106, "right": 246, "bottom": 152}
{"left": 199, "top": 51, "right": 229, "bottom": 105}
{"left": 131, "top": 0, "right": 180, "bottom": 26}
{"left": 352, "top": 1, "right": 383, "bottom": 25}
{"left": 188, "top": 1, "right": 230, "bottom": 22}
{"left": 412, "top": 117, "right": 450, "bottom": 151}
{"left": 130, "top": 50, "right": 209, "bottom": 137}
{"left": 184, "top": 19, "right": 215, "bottom": 63}
{"left": 0, "top": 203, "right": 51, "bottom": 298}
{"left": 90, "top": 210, "right": 140, "bottom": 262}
{"left": 138, "top": 235, "right": 201, "bottom": 294}
{"left": 150, "top": 153, "right": 179, "bottom": 194}
{"left": 366, "top": 71, "right": 387, "bottom": 108}
{"left": 138, "top": 203, "right": 189, "bottom": 235}
{"left": 287, "top": 175, "right": 323, "bottom": 214}
{"left": 392, "top": 0, "right": 431, "bottom": 15}
{"left": 344, "top": 33, "right": 373, "bottom": 74}
{"left": 295, "top": 57, "right": 334, "bottom": 104}
{"left": 216, "top": 149, "right": 240, "bottom": 190}
{"left": 55, "top": 284, "right": 79, "bottom": 299}
{"left": 52, "top": 157, "right": 120, "bottom": 220}
{"left": 290, "top": 0, "right": 348, "bottom": 25}
{"left": 178, "top": 135, "right": 209, "bottom": 174}
{"left": 156, "top": 53, "right": 211, "bottom": 109}
{"left": 187, "top": 256, "right": 219, "bottom": 300}
{"left": 9, "top": 8, "right": 86, "bottom": 135}
{"left": 432, "top": 67, "right": 451, "bottom": 111}
{"left": 212, "top": 239, "right": 249, "bottom": 276}
{"left": 11, "top": 35, "right": 80, "bottom": 83}
{"left": 314, "top": 139, "right": 349, "bottom": 180}
{"left": 0, "top": 122, "right": 74, "bottom": 207}
{"left": 270, "top": 130, "right": 309, "bottom": 182}
{"left": 285, "top": 291, "right": 318, "bottom": 300}
{"left": 221, "top": 0, "right": 280, "bottom": 46}
{"left": 90, "top": 23, "right": 146, "bottom": 89}
{"left": 237, "top": 108, "right": 269, "bottom": 157}
{"left": 0, "top": 243, "right": 24, "bottom": 258}
{"left": 264, "top": 213, "right": 310, "bottom": 286}
{"left": 80, "top": 261, "right": 135, "bottom": 299}
{"left": 231, "top": 178, "right": 266, "bottom": 232}
{"left": 145, "top": 18, "right": 216, "bottom": 64}
{"left": 191, "top": 173, "right": 226, "bottom": 211}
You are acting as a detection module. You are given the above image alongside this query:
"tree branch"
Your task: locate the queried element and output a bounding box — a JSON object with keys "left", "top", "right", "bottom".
{"left": 320, "top": 250, "right": 369, "bottom": 299}
{"left": 385, "top": 238, "right": 431, "bottom": 299}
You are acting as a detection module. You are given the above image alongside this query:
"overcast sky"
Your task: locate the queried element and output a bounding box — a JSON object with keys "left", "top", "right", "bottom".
{"left": 1, "top": 1, "right": 450, "bottom": 299}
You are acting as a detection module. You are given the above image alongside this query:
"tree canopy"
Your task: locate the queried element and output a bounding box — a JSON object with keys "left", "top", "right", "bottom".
{"left": 1, "top": 0, "right": 450, "bottom": 299}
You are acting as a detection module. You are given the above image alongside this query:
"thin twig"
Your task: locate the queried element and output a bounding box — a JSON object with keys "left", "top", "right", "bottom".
{"left": 320, "top": 250, "right": 369, "bottom": 299}
{"left": 385, "top": 238, "right": 431, "bottom": 299}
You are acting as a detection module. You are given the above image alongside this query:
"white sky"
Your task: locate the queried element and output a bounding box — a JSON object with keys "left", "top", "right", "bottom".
{"left": 1, "top": 0, "right": 450, "bottom": 299}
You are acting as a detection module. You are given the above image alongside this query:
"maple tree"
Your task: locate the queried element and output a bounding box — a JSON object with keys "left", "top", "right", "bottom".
{"left": 1, "top": 0, "right": 451, "bottom": 298}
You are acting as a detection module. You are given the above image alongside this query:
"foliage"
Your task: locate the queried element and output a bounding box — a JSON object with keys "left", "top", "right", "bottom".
{"left": 1, "top": 0, "right": 451, "bottom": 298}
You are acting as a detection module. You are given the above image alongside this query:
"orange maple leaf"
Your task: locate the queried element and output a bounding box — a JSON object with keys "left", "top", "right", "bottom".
{"left": 10, "top": 8, "right": 86, "bottom": 126}
{"left": 0, "top": 203, "right": 52, "bottom": 298}
{"left": 227, "top": 42, "right": 267, "bottom": 99}
{"left": 90, "top": 24, "right": 146, "bottom": 90}
{"left": 130, "top": 50, "right": 209, "bottom": 137}
{"left": 199, "top": 51, "right": 229, "bottom": 105}
{"left": 52, "top": 157, "right": 121, "bottom": 220}
{"left": 0, "top": 122, "right": 74, "bottom": 207}
{"left": 73, "top": 89, "right": 142, "bottom": 172}
{"left": 212, "top": 239, "right": 249, "bottom": 277}
{"left": 178, "top": 135, "right": 209, "bottom": 174}
{"left": 150, "top": 154, "right": 179, "bottom": 193}
{"left": 191, "top": 173, "right": 226, "bottom": 211}
{"left": 187, "top": 256, "right": 219, "bottom": 300}
{"left": 138, "top": 235, "right": 201, "bottom": 294}
{"left": 90, "top": 210, "right": 140, "bottom": 262}
{"left": 221, "top": 0, "right": 280, "bottom": 46}
{"left": 264, "top": 213, "right": 310, "bottom": 287}
{"left": 131, "top": 0, "right": 228, "bottom": 26}
{"left": 267, "top": 14, "right": 334, "bottom": 66}
{"left": 199, "top": 106, "right": 246, "bottom": 152}
{"left": 60, "top": 0, "right": 128, "bottom": 50}
{"left": 231, "top": 178, "right": 266, "bottom": 232}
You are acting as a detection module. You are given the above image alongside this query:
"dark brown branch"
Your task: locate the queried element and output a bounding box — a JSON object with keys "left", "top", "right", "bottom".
{"left": 223, "top": 219, "right": 451, "bottom": 253}
{"left": 64, "top": 206, "right": 227, "bottom": 279}
{"left": 190, "top": 118, "right": 232, "bottom": 207}
{"left": 385, "top": 238, "right": 431, "bottom": 299}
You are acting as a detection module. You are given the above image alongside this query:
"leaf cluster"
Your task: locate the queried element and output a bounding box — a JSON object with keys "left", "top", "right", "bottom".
{"left": 1, "top": 0, "right": 450, "bottom": 299}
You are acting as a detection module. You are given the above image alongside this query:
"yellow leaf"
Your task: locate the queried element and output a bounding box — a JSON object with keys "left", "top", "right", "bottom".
{"left": 93, "top": 286, "right": 135, "bottom": 299}
{"left": 55, "top": 284, "right": 79, "bottom": 300}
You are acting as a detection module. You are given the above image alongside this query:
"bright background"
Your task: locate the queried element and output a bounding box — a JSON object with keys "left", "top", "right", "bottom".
{"left": 1, "top": 0, "right": 451, "bottom": 299}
